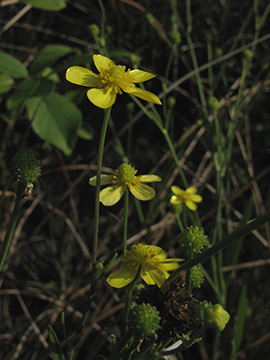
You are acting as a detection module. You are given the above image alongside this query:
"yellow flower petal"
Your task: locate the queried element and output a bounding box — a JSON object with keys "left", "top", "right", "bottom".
{"left": 89, "top": 174, "right": 113, "bottom": 186}
{"left": 186, "top": 187, "right": 198, "bottom": 194}
{"left": 100, "top": 185, "right": 124, "bottom": 206}
{"left": 137, "top": 175, "right": 162, "bottom": 183}
{"left": 129, "top": 182, "right": 155, "bottom": 201}
{"left": 106, "top": 267, "right": 137, "bottom": 288}
{"left": 66, "top": 66, "right": 98, "bottom": 87}
{"left": 171, "top": 185, "right": 184, "bottom": 196}
{"left": 141, "top": 266, "right": 167, "bottom": 287}
{"left": 93, "top": 54, "right": 115, "bottom": 72}
{"left": 158, "top": 260, "right": 183, "bottom": 271}
{"left": 125, "top": 86, "right": 162, "bottom": 105}
{"left": 185, "top": 200, "right": 197, "bottom": 211}
{"left": 87, "top": 88, "right": 116, "bottom": 108}
{"left": 170, "top": 195, "right": 182, "bottom": 205}
{"left": 129, "top": 69, "right": 156, "bottom": 83}
{"left": 191, "top": 194, "right": 203, "bottom": 203}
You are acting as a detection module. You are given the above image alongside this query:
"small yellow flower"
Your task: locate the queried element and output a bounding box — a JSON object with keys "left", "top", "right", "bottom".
{"left": 66, "top": 54, "right": 162, "bottom": 108}
{"left": 89, "top": 163, "right": 162, "bottom": 206}
{"left": 170, "top": 186, "right": 202, "bottom": 211}
{"left": 107, "top": 243, "right": 184, "bottom": 288}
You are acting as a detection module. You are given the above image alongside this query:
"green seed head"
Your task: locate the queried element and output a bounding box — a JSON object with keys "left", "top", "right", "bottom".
{"left": 196, "top": 300, "right": 212, "bottom": 326}
{"left": 171, "top": 32, "right": 181, "bottom": 44}
{"left": 115, "top": 163, "right": 137, "bottom": 185}
{"left": 168, "top": 96, "right": 176, "bottom": 108}
{"left": 11, "top": 149, "right": 41, "bottom": 187}
{"left": 179, "top": 226, "right": 207, "bottom": 256}
{"left": 128, "top": 303, "right": 160, "bottom": 338}
{"left": 243, "top": 49, "right": 252, "bottom": 61}
{"left": 190, "top": 265, "right": 204, "bottom": 288}
{"left": 89, "top": 24, "right": 100, "bottom": 37}
{"left": 209, "top": 96, "right": 220, "bottom": 112}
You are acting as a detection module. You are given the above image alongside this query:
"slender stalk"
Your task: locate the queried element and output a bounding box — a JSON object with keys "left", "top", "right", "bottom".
{"left": 175, "top": 212, "right": 185, "bottom": 232}
{"left": 124, "top": 270, "right": 140, "bottom": 326}
{"left": 0, "top": 187, "right": 24, "bottom": 272}
{"left": 123, "top": 190, "right": 129, "bottom": 255}
{"left": 162, "top": 128, "right": 189, "bottom": 188}
{"left": 92, "top": 107, "right": 112, "bottom": 265}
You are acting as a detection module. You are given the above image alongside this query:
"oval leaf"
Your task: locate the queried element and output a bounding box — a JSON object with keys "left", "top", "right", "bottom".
{"left": 6, "top": 78, "right": 55, "bottom": 111}
{"left": 0, "top": 52, "right": 28, "bottom": 78}
{"left": 26, "top": 93, "right": 82, "bottom": 155}
{"left": 0, "top": 74, "right": 14, "bottom": 94}
{"left": 30, "top": 45, "right": 72, "bottom": 74}
{"left": 19, "top": 0, "right": 66, "bottom": 11}
{"left": 77, "top": 122, "right": 94, "bottom": 140}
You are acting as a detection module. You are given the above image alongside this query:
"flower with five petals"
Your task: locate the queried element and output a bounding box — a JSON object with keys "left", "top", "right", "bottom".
{"left": 66, "top": 54, "right": 162, "bottom": 108}
{"left": 170, "top": 186, "right": 202, "bottom": 211}
{"left": 107, "top": 243, "right": 184, "bottom": 288}
{"left": 89, "top": 163, "right": 161, "bottom": 206}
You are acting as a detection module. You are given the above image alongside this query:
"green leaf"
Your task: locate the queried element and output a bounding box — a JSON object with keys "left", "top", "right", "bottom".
{"left": 30, "top": 45, "right": 72, "bottom": 74}
{"left": 48, "top": 325, "right": 65, "bottom": 360}
{"left": 0, "top": 74, "right": 14, "bottom": 94}
{"left": 19, "top": 0, "right": 66, "bottom": 11}
{"left": 0, "top": 52, "right": 28, "bottom": 78}
{"left": 77, "top": 122, "right": 94, "bottom": 140}
{"left": 25, "top": 93, "right": 82, "bottom": 155}
{"left": 234, "top": 286, "right": 248, "bottom": 350}
{"left": 6, "top": 78, "right": 55, "bottom": 111}
{"left": 230, "top": 287, "right": 248, "bottom": 360}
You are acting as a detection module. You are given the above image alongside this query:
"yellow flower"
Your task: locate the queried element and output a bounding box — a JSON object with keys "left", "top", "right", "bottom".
{"left": 66, "top": 54, "right": 162, "bottom": 108}
{"left": 89, "top": 163, "right": 162, "bottom": 206}
{"left": 170, "top": 186, "right": 202, "bottom": 211}
{"left": 107, "top": 243, "right": 184, "bottom": 288}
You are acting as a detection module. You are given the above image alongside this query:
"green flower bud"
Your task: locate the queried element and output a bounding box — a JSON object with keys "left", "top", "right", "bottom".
{"left": 205, "top": 32, "right": 213, "bottom": 43}
{"left": 179, "top": 226, "right": 207, "bottom": 256}
{"left": 209, "top": 96, "right": 220, "bottom": 112}
{"left": 146, "top": 12, "right": 154, "bottom": 24}
{"left": 89, "top": 24, "right": 100, "bottom": 37}
{"left": 128, "top": 303, "right": 160, "bottom": 338}
{"left": 215, "top": 47, "right": 223, "bottom": 57}
{"left": 204, "top": 304, "right": 230, "bottom": 331}
{"left": 196, "top": 300, "right": 212, "bottom": 326}
{"left": 11, "top": 149, "right": 41, "bottom": 193}
{"left": 167, "top": 96, "right": 176, "bottom": 108}
{"left": 190, "top": 265, "right": 204, "bottom": 288}
{"left": 243, "top": 49, "right": 252, "bottom": 61}
{"left": 171, "top": 32, "right": 181, "bottom": 44}
{"left": 130, "top": 54, "right": 141, "bottom": 68}
{"left": 126, "top": 101, "right": 135, "bottom": 113}
{"left": 106, "top": 25, "right": 113, "bottom": 35}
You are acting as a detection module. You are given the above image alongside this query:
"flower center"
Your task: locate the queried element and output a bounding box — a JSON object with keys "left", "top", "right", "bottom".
{"left": 112, "top": 163, "right": 137, "bottom": 187}
{"left": 100, "top": 64, "right": 134, "bottom": 94}
{"left": 123, "top": 244, "right": 160, "bottom": 268}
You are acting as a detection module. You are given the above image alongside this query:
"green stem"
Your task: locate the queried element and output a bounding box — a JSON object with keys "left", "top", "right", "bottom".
{"left": 162, "top": 128, "right": 189, "bottom": 188}
{"left": 92, "top": 107, "right": 112, "bottom": 266}
{"left": 0, "top": 187, "right": 24, "bottom": 272}
{"left": 124, "top": 270, "right": 140, "bottom": 327}
{"left": 134, "top": 198, "right": 145, "bottom": 225}
{"left": 97, "top": 0, "right": 108, "bottom": 55}
{"left": 175, "top": 212, "right": 185, "bottom": 232}
{"left": 123, "top": 190, "right": 129, "bottom": 255}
